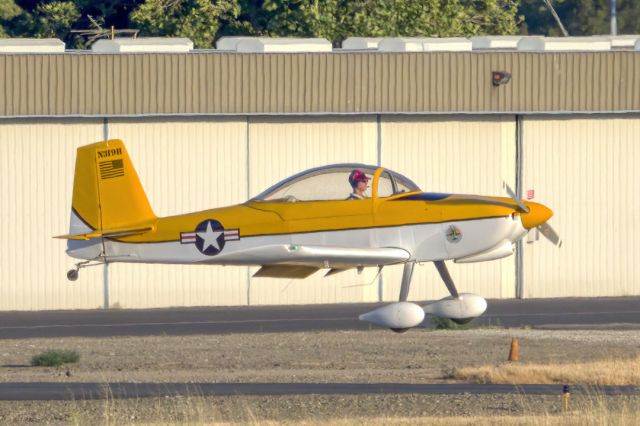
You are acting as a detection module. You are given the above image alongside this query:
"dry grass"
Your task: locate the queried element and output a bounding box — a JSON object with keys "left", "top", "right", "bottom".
{"left": 453, "top": 354, "right": 640, "bottom": 385}
{"left": 57, "top": 392, "right": 640, "bottom": 426}
{"left": 282, "top": 410, "right": 640, "bottom": 425}
{"left": 68, "top": 411, "right": 640, "bottom": 426}
{"left": 291, "top": 411, "right": 640, "bottom": 425}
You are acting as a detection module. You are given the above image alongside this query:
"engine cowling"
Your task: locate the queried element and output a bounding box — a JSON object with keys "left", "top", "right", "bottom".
{"left": 359, "top": 302, "right": 425, "bottom": 331}
{"left": 454, "top": 240, "right": 513, "bottom": 264}
{"left": 422, "top": 293, "right": 487, "bottom": 323}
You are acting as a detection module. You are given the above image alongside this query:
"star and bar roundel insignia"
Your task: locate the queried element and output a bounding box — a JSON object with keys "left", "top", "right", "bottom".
{"left": 180, "top": 219, "right": 240, "bottom": 256}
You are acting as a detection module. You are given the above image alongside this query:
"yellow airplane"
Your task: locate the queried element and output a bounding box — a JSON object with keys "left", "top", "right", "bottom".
{"left": 58, "top": 140, "right": 560, "bottom": 332}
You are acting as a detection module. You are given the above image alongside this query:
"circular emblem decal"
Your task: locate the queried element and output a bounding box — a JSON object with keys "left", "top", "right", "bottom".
{"left": 446, "top": 225, "right": 462, "bottom": 243}
{"left": 180, "top": 220, "right": 240, "bottom": 256}
{"left": 195, "top": 219, "right": 226, "bottom": 256}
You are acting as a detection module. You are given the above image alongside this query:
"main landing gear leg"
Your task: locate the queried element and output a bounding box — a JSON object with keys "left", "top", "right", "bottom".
{"left": 398, "top": 261, "right": 415, "bottom": 302}
{"left": 390, "top": 261, "right": 416, "bottom": 333}
{"left": 433, "top": 260, "right": 459, "bottom": 298}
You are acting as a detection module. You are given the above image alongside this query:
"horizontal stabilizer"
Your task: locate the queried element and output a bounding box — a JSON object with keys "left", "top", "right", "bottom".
{"left": 253, "top": 265, "right": 319, "bottom": 279}
{"left": 55, "top": 225, "right": 153, "bottom": 240}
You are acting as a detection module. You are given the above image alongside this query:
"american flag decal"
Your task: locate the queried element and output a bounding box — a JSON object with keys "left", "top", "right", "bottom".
{"left": 99, "top": 159, "right": 124, "bottom": 179}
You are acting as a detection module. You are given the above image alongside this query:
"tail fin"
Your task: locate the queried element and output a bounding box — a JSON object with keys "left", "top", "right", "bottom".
{"left": 63, "top": 139, "right": 156, "bottom": 239}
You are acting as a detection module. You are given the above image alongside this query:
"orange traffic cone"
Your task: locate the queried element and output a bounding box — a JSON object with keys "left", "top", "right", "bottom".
{"left": 508, "top": 337, "right": 520, "bottom": 362}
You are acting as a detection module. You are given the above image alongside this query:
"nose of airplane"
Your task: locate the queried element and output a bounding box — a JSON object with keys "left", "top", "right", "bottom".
{"left": 520, "top": 202, "right": 553, "bottom": 229}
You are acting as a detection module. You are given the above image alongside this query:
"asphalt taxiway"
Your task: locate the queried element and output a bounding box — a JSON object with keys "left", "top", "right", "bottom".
{"left": 0, "top": 382, "right": 637, "bottom": 401}
{"left": 0, "top": 297, "right": 638, "bottom": 339}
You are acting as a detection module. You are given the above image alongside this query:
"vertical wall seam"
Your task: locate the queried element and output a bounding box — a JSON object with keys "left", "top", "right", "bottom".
{"left": 515, "top": 114, "right": 524, "bottom": 299}
{"left": 102, "top": 117, "right": 110, "bottom": 309}
{"left": 246, "top": 115, "right": 251, "bottom": 306}
{"left": 377, "top": 113, "right": 383, "bottom": 302}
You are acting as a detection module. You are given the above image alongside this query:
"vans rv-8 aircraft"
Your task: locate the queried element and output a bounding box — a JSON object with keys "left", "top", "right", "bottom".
{"left": 58, "top": 140, "right": 561, "bottom": 332}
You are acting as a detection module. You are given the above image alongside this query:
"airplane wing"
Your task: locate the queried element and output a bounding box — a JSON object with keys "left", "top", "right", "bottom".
{"left": 218, "top": 244, "right": 411, "bottom": 278}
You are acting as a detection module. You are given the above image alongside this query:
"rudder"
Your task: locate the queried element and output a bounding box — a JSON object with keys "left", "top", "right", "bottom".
{"left": 70, "top": 139, "right": 156, "bottom": 235}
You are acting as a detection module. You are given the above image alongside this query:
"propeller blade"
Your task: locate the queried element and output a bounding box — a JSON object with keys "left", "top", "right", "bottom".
{"left": 502, "top": 182, "right": 530, "bottom": 213}
{"left": 537, "top": 222, "right": 562, "bottom": 247}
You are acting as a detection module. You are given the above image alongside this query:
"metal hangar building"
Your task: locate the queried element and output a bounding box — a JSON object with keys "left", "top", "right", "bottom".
{"left": 1, "top": 35, "right": 639, "bottom": 310}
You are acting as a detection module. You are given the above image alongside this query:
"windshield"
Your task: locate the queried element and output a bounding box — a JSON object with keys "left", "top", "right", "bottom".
{"left": 252, "top": 164, "right": 420, "bottom": 202}
{"left": 377, "top": 170, "right": 418, "bottom": 198}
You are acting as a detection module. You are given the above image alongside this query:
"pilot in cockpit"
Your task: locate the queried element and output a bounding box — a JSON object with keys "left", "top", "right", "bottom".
{"left": 346, "top": 169, "right": 370, "bottom": 200}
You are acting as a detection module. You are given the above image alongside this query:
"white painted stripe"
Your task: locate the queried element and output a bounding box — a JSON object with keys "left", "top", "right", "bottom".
{"left": 180, "top": 232, "right": 197, "bottom": 244}
{"left": 224, "top": 229, "right": 240, "bottom": 241}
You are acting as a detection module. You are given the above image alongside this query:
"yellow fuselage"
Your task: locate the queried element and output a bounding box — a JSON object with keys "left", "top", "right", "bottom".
{"left": 115, "top": 193, "right": 532, "bottom": 244}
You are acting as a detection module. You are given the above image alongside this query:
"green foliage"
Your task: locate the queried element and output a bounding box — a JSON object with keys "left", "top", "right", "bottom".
{"left": 519, "top": 0, "right": 640, "bottom": 36}
{"left": 31, "top": 349, "right": 80, "bottom": 367}
{"left": 431, "top": 316, "right": 476, "bottom": 330}
{"left": 74, "top": 0, "right": 141, "bottom": 25}
{"left": 0, "top": 0, "right": 20, "bottom": 20}
{"left": 0, "top": 0, "right": 23, "bottom": 37}
{"left": 430, "top": 316, "right": 502, "bottom": 330}
{"left": 3, "top": 0, "right": 640, "bottom": 47}
{"left": 23, "top": 0, "right": 640, "bottom": 48}
{"left": 0, "top": 0, "right": 524, "bottom": 46}
{"left": 36, "top": 1, "right": 80, "bottom": 25}
{"left": 33, "top": 1, "right": 81, "bottom": 39}
{"left": 130, "top": 0, "right": 240, "bottom": 48}
{"left": 233, "top": 0, "right": 521, "bottom": 44}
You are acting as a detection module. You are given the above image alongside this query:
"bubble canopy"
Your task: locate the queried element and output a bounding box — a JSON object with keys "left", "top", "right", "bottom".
{"left": 251, "top": 164, "right": 421, "bottom": 202}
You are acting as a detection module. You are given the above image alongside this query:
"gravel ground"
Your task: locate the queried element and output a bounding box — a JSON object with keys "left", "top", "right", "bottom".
{"left": 2, "top": 394, "right": 640, "bottom": 424}
{"left": 2, "top": 328, "right": 640, "bottom": 384}
{"left": 0, "top": 328, "right": 639, "bottom": 424}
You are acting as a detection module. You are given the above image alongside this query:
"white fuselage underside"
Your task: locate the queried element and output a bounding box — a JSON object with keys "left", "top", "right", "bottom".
{"left": 67, "top": 215, "right": 527, "bottom": 266}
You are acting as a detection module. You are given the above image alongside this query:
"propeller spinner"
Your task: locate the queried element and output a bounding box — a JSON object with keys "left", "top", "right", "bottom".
{"left": 503, "top": 183, "right": 562, "bottom": 247}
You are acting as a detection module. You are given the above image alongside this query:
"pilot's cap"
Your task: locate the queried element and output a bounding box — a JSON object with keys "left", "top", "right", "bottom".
{"left": 349, "top": 169, "right": 370, "bottom": 188}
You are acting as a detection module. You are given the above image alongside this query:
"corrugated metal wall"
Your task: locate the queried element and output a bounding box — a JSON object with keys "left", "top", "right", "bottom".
{"left": 103, "top": 115, "right": 517, "bottom": 307}
{"left": 1, "top": 52, "right": 638, "bottom": 117}
{"left": 0, "top": 119, "right": 104, "bottom": 310}
{"left": 379, "top": 115, "right": 517, "bottom": 301}
{"left": 522, "top": 115, "right": 640, "bottom": 298}
{"left": 105, "top": 116, "right": 384, "bottom": 307}
{"left": 3, "top": 114, "right": 637, "bottom": 310}
{"left": 106, "top": 118, "right": 249, "bottom": 308}
{"left": 247, "top": 116, "right": 381, "bottom": 305}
